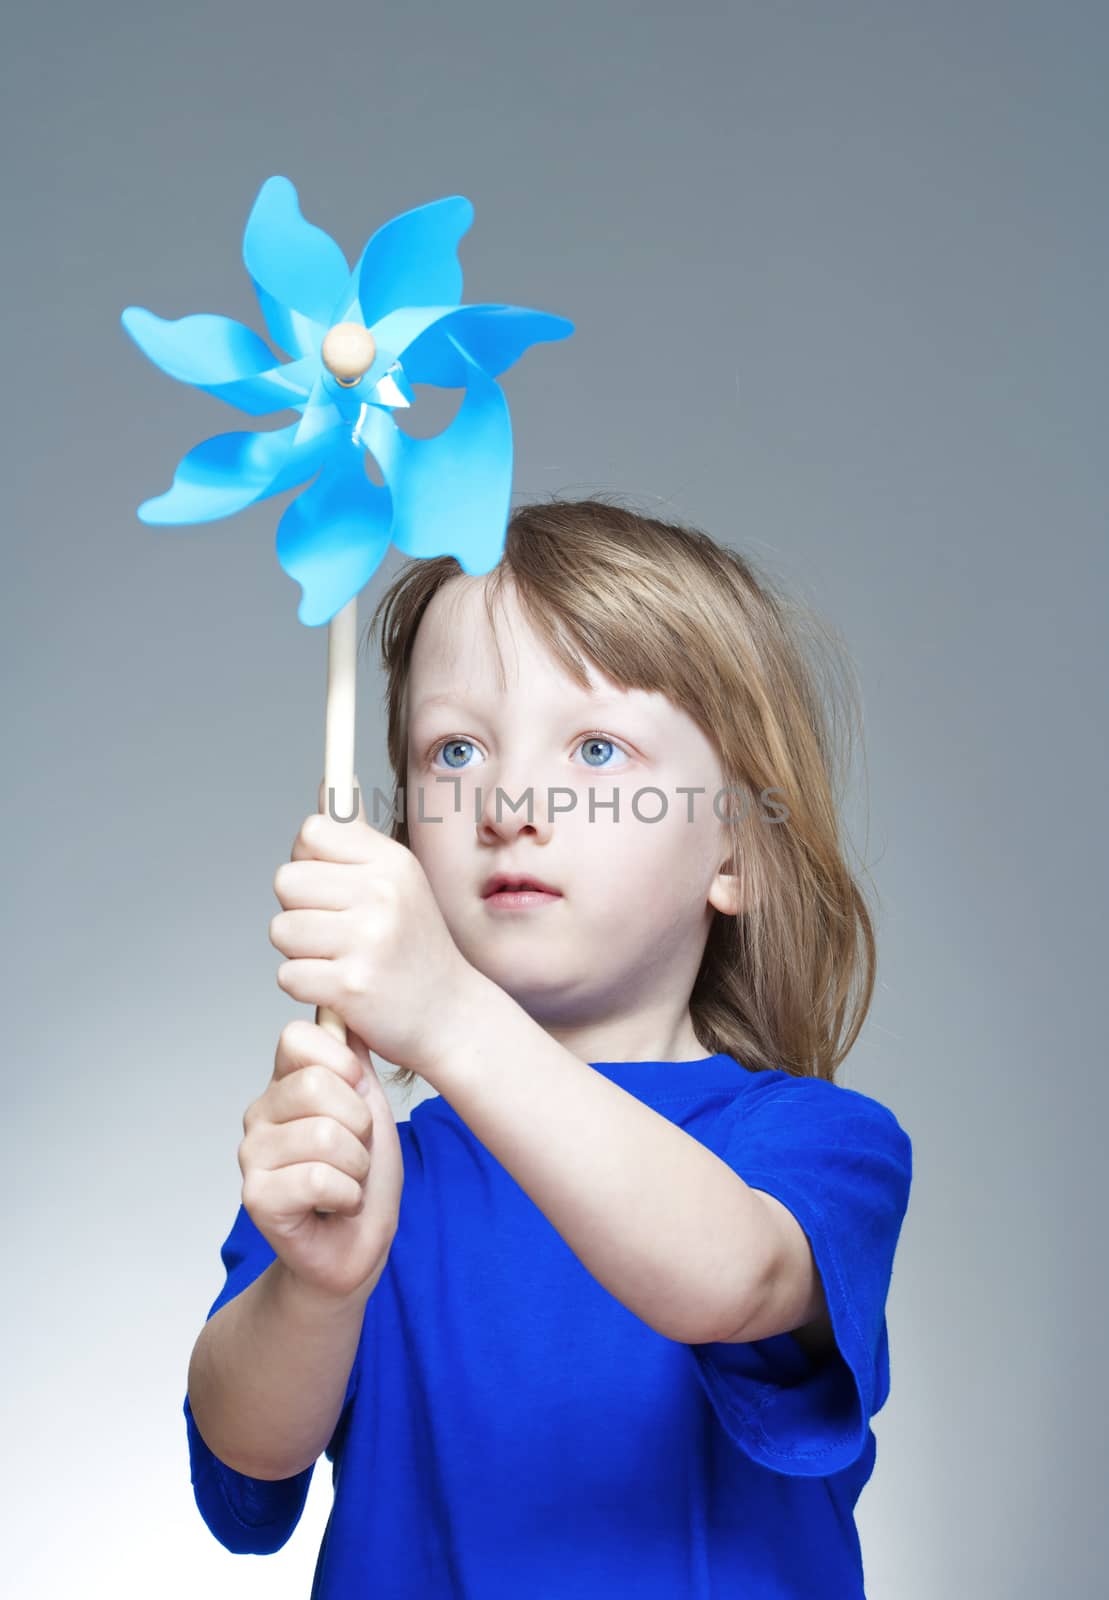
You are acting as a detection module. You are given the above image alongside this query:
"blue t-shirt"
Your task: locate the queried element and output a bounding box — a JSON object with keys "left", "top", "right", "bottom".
{"left": 184, "top": 1052, "right": 913, "bottom": 1598}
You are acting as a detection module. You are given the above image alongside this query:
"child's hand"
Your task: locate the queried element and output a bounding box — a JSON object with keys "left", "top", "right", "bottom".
{"left": 269, "top": 785, "right": 478, "bottom": 1082}
{"left": 238, "top": 1019, "right": 403, "bottom": 1302}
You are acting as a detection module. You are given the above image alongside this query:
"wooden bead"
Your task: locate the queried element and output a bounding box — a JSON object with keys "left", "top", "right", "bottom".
{"left": 320, "top": 322, "right": 377, "bottom": 386}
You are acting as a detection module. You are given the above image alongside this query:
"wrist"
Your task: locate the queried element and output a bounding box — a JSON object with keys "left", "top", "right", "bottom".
{"left": 268, "top": 1258, "right": 376, "bottom": 1322}
{"left": 428, "top": 965, "right": 509, "bottom": 1095}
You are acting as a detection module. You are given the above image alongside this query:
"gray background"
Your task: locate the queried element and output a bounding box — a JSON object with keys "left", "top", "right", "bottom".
{"left": 3, "top": 2, "right": 1105, "bottom": 1595}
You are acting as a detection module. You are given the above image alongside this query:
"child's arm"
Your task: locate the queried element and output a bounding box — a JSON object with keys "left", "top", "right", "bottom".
{"left": 431, "top": 971, "right": 777, "bottom": 1348}
{"left": 187, "top": 1257, "right": 372, "bottom": 1480}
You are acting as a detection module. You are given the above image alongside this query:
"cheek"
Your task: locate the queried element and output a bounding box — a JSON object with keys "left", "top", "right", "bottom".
{"left": 404, "top": 813, "right": 461, "bottom": 886}
{"left": 586, "top": 814, "right": 705, "bottom": 913}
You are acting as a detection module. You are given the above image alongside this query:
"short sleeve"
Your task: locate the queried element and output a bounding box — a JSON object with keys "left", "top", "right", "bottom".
{"left": 183, "top": 1202, "right": 362, "bottom": 1554}
{"left": 687, "top": 1073, "right": 912, "bottom": 1477}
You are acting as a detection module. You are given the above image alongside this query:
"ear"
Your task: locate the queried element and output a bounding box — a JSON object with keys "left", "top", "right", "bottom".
{"left": 708, "top": 865, "right": 745, "bottom": 917}
{"left": 707, "top": 835, "right": 751, "bottom": 917}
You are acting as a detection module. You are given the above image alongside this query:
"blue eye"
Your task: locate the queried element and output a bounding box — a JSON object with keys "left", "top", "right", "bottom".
{"left": 432, "top": 738, "right": 479, "bottom": 770}
{"left": 575, "top": 735, "right": 628, "bottom": 769}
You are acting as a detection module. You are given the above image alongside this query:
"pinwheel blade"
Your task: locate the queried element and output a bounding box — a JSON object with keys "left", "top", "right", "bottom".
{"left": 360, "top": 334, "right": 512, "bottom": 576}
{"left": 138, "top": 422, "right": 333, "bottom": 525}
{"left": 327, "top": 195, "right": 473, "bottom": 331}
{"left": 276, "top": 442, "right": 394, "bottom": 626}
{"left": 243, "top": 176, "right": 351, "bottom": 360}
{"left": 398, "top": 304, "right": 575, "bottom": 386}
{"left": 120, "top": 307, "right": 315, "bottom": 415}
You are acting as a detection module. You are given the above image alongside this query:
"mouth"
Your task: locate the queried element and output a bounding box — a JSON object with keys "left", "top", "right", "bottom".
{"left": 481, "top": 872, "right": 563, "bottom": 903}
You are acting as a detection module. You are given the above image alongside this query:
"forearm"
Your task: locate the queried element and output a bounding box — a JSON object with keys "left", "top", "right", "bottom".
{"left": 433, "top": 973, "right": 772, "bottom": 1346}
{"left": 187, "top": 1259, "right": 371, "bottom": 1481}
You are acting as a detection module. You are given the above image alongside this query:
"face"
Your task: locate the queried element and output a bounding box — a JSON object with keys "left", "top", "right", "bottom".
{"left": 403, "top": 575, "right": 742, "bottom": 1055}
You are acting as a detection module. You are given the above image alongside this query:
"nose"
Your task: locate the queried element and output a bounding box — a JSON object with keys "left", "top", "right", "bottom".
{"left": 475, "top": 768, "right": 555, "bottom": 845}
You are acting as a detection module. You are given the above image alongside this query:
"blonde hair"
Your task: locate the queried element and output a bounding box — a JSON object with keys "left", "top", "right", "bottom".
{"left": 362, "top": 494, "right": 877, "bottom": 1096}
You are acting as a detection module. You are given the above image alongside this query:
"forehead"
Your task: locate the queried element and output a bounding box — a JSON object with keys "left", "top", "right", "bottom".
{"left": 410, "top": 576, "right": 585, "bottom": 694}
{"left": 408, "top": 575, "right": 664, "bottom": 719}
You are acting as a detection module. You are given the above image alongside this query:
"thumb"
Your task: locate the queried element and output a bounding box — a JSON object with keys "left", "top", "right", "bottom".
{"left": 347, "top": 1028, "right": 382, "bottom": 1098}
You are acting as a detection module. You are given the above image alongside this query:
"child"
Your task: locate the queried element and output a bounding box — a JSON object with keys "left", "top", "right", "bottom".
{"left": 183, "top": 496, "right": 913, "bottom": 1598}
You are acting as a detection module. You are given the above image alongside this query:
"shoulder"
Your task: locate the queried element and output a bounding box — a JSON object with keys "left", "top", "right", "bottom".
{"left": 724, "top": 1068, "right": 913, "bottom": 1187}
{"left": 738, "top": 1066, "right": 909, "bottom": 1131}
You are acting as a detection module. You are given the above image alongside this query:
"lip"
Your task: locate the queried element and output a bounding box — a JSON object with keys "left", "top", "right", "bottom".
{"left": 482, "top": 887, "right": 563, "bottom": 912}
{"left": 481, "top": 872, "right": 562, "bottom": 898}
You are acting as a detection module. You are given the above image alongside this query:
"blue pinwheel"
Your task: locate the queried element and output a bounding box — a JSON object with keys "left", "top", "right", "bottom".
{"left": 121, "top": 175, "right": 575, "bottom": 626}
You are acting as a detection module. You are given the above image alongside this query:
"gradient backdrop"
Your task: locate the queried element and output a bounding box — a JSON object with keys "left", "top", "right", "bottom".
{"left": 4, "top": 2, "right": 1106, "bottom": 1596}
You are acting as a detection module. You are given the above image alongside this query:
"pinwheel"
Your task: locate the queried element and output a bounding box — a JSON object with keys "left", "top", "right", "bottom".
{"left": 121, "top": 174, "right": 574, "bottom": 1048}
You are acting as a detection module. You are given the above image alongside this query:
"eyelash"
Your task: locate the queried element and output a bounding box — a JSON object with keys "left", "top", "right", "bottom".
{"left": 426, "top": 731, "right": 632, "bottom": 771}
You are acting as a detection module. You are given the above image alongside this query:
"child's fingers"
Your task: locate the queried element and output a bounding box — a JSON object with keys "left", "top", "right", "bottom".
{"left": 273, "top": 1015, "right": 361, "bottom": 1090}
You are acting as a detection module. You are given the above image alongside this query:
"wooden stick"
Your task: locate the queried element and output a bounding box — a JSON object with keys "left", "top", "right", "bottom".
{"left": 313, "top": 596, "right": 358, "bottom": 1216}
{"left": 316, "top": 593, "right": 358, "bottom": 1041}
